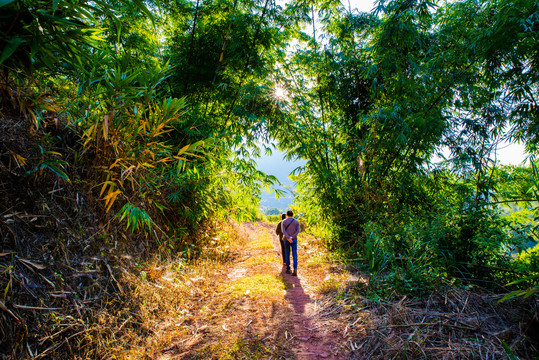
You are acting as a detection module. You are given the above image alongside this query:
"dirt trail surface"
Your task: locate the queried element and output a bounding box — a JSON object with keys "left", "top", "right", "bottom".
{"left": 149, "top": 222, "right": 535, "bottom": 359}
{"left": 259, "top": 222, "right": 344, "bottom": 359}
{"left": 155, "top": 221, "right": 352, "bottom": 359}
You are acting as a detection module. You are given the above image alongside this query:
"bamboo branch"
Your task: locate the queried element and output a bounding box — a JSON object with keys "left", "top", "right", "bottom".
{"left": 487, "top": 199, "right": 535, "bottom": 205}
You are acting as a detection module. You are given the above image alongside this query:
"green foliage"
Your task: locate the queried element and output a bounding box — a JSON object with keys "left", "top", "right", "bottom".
{"left": 265, "top": 214, "right": 281, "bottom": 223}
{"left": 23, "top": 136, "right": 70, "bottom": 184}
{"left": 502, "top": 243, "right": 539, "bottom": 301}
{"left": 0, "top": 0, "right": 157, "bottom": 75}
{"left": 500, "top": 274, "right": 539, "bottom": 301}
{"left": 116, "top": 203, "right": 154, "bottom": 232}
{"left": 267, "top": 0, "right": 539, "bottom": 297}
{"left": 517, "top": 243, "right": 539, "bottom": 273}
{"left": 0, "top": 0, "right": 101, "bottom": 72}
{"left": 0, "top": 0, "right": 280, "bottom": 256}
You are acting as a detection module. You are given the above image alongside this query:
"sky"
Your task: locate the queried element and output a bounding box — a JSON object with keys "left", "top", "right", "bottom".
{"left": 349, "top": 0, "right": 378, "bottom": 12}
{"left": 495, "top": 141, "right": 528, "bottom": 166}
{"left": 257, "top": 147, "right": 305, "bottom": 212}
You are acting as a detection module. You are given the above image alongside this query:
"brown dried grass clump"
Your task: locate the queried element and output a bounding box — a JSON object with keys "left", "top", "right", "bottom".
{"left": 0, "top": 206, "right": 249, "bottom": 360}
{"left": 315, "top": 285, "right": 538, "bottom": 359}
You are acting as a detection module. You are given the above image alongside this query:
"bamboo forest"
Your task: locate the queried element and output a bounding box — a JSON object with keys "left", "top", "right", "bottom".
{"left": 1, "top": 0, "right": 539, "bottom": 358}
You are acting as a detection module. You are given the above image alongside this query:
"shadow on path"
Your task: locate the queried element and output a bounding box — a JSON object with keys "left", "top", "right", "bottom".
{"left": 283, "top": 267, "right": 311, "bottom": 316}
{"left": 281, "top": 266, "right": 338, "bottom": 359}
{"left": 253, "top": 222, "right": 341, "bottom": 359}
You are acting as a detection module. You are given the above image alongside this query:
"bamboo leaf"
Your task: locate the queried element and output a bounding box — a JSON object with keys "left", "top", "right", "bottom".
{"left": 0, "top": 0, "right": 16, "bottom": 7}
{"left": 98, "top": 181, "right": 115, "bottom": 197}
{"left": 1, "top": 37, "right": 25, "bottom": 63}
{"left": 104, "top": 190, "right": 122, "bottom": 213}
{"left": 177, "top": 144, "right": 190, "bottom": 155}
{"left": 506, "top": 274, "right": 539, "bottom": 286}
{"left": 45, "top": 164, "right": 71, "bottom": 183}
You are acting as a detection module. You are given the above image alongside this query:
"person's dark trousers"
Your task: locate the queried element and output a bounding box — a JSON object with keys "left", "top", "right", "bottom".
{"left": 279, "top": 238, "right": 286, "bottom": 264}
{"left": 284, "top": 238, "right": 298, "bottom": 270}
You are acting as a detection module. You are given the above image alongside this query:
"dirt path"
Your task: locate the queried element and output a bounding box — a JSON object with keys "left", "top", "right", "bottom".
{"left": 124, "top": 221, "right": 534, "bottom": 359}
{"left": 154, "top": 221, "right": 350, "bottom": 359}
{"left": 255, "top": 222, "right": 345, "bottom": 359}
{"left": 285, "top": 273, "right": 335, "bottom": 359}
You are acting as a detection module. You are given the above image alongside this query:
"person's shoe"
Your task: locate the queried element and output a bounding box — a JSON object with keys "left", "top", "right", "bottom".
{"left": 286, "top": 268, "right": 291, "bottom": 274}
{"left": 292, "top": 270, "right": 297, "bottom": 276}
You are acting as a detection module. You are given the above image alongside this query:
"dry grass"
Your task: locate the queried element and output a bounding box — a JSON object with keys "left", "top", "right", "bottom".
{"left": 110, "top": 225, "right": 252, "bottom": 359}
{"left": 103, "top": 222, "right": 294, "bottom": 359}
{"left": 313, "top": 285, "right": 538, "bottom": 359}
{"left": 156, "top": 226, "right": 292, "bottom": 359}
{"left": 246, "top": 228, "right": 274, "bottom": 250}
{"left": 315, "top": 274, "right": 350, "bottom": 295}
{"left": 244, "top": 255, "right": 276, "bottom": 266}
{"left": 225, "top": 274, "right": 286, "bottom": 300}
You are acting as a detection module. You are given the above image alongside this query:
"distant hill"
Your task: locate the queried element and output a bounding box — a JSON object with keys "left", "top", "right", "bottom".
{"left": 256, "top": 147, "right": 305, "bottom": 211}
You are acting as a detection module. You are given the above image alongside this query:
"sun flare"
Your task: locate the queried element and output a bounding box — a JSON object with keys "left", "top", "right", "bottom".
{"left": 272, "top": 85, "right": 288, "bottom": 100}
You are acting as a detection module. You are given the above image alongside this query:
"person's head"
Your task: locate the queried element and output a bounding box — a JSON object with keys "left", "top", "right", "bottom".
{"left": 286, "top": 210, "right": 293, "bottom": 217}
{"left": 281, "top": 213, "right": 286, "bottom": 220}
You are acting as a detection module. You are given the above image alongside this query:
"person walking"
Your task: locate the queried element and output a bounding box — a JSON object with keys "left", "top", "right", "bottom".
{"left": 275, "top": 213, "right": 287, "bottom": 265}
{"left": 282, "top": 210, "right": 300, "bottom": 276}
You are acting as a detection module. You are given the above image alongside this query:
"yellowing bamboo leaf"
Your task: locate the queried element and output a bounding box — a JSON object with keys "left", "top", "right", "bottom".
{"left": 108, "top": 159, "right": 123, "bottom": 170}
{"left": 103, "top": 189, "right": 121, "bottom": 201}
{"left": 45, "top": 151, "right": 62, "bottom": 156}
{"left": 26, "top": 108, "right": 38, "bottom": 127}
{"left": 41, "top": 103, "right": 61, "bottom": 112}
{"left": 177, "top": 144, "right": 190, "bottom": 155}
{"left": 83, "top": 137, "right": 92, "bottom": 147}
{"left": 83, "top": 124, "right": 97, "bottom": 147}
{"left": 104, "top": 190, "right": 122, "bottom": 213}
{"left": 183, "top": 152, "right": 202, "bottom": 158}
{"left": 98, "top": 181, "right": 114, "bottom": 197}
{"left": 9, "top": 151, "right": 27, "bottom": 166}
{"left": 15, "top": 154, "right": 26, "bottom": 165}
